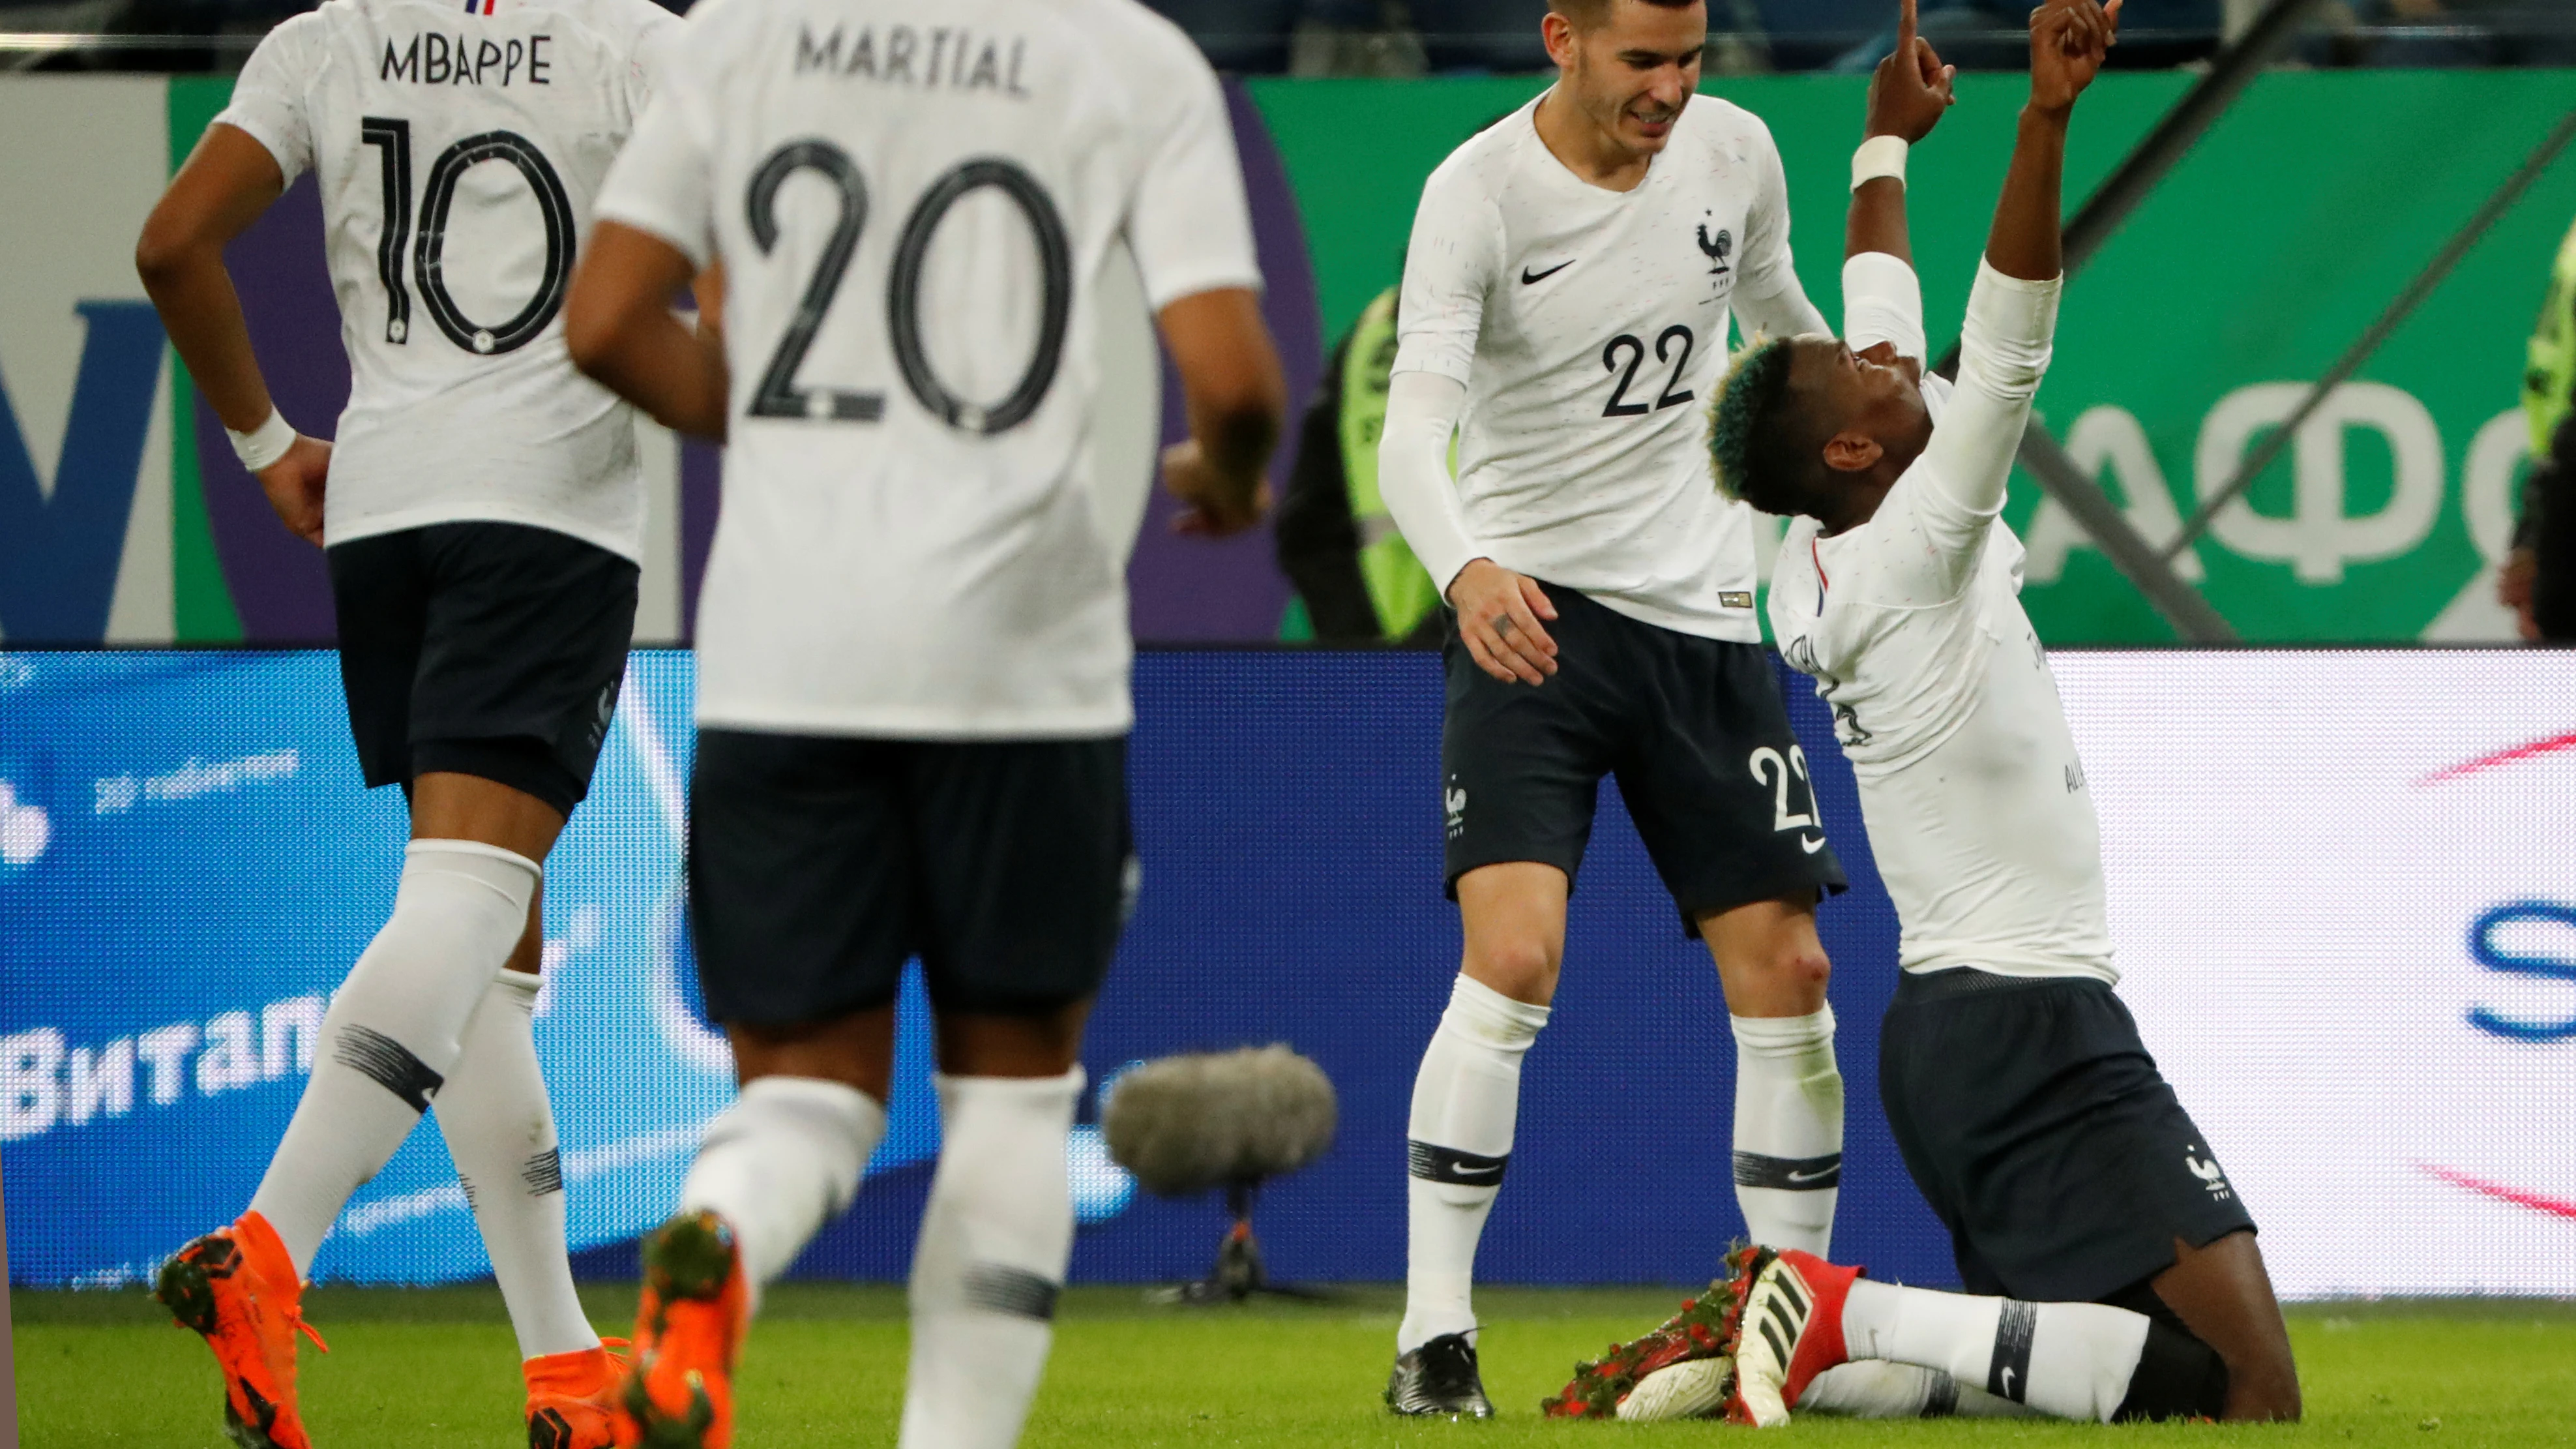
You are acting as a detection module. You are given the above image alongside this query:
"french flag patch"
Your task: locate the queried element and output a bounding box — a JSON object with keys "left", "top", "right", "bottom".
{"left": 464, "top": 0, "right": 497, "bottom": 14}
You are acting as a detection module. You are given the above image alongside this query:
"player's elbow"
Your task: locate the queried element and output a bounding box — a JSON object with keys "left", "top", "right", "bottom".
{"left": 133, "top": 204, "right": 209, "bottom": 293}
{"left": 561, "top": 286, "right": 637, "bottom": 387}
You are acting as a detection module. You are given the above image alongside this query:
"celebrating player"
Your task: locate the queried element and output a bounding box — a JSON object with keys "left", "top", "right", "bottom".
{"left": 134, "top": 0, "right": 678, "bottom": 1444}
{"left": 1373, "top": 0, "right": 1850, "bottom": 1417}
{"left": 560, "top": 1, "right": 1285, "bottom": 1446}
{"left": 1672, "top": 0, "right": 2301, "bottom": 1425}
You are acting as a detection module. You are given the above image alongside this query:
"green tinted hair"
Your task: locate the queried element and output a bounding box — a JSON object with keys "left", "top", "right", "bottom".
{"left": 1707, "top": 334, "right": 1801, "bottom": 513}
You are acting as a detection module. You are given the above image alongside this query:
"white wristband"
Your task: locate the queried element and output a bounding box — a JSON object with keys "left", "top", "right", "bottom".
{"left": 1852, "top": 135, "right": 1909, "bottom": 192}
{"left": 226, "top": 409, "right": 299, "bottom": 472}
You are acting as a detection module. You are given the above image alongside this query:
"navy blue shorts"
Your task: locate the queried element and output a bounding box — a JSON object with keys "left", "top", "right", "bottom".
{"left": 688, "top": 730, "right": 1135, "bottom": 1025}
{"left": 328, "top": 522, "right": 636, "bottom": 816}
{"left": 1439, "top": 584, "right": 1845, "bottom": 934}
{"left": 1880, "top": 968, "right": 2259, "bottom": 1304}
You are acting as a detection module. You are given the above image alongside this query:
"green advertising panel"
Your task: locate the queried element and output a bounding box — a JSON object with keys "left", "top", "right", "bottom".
{"left": 1249, "top": 72, "right": 2576, "bottom": 643}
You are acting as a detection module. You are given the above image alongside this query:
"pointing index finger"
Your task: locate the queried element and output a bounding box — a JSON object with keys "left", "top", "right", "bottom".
{"left": 1898, "top": 0, "right": 1917, "bottom": 57}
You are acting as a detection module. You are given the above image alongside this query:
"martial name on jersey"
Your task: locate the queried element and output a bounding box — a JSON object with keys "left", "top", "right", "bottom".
{"left": 791, "top": 22, "right": 1033, "bottom": 96}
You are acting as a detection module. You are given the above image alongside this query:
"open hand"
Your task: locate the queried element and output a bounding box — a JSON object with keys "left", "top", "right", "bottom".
{"left": 1447, "top": 558, "right": 1560, "bottom": 685}
{"left": 1161, "top": 438, "right": 1271, "bottom": 537}
{"left": 256, "top": 434, "right": 331, "bottom": 547}
{"left": 2028, "top": 0, "right": 2120, "bottom": 114}
{"left": 1866, "top": 0, "right": 1957, "bottom": 143}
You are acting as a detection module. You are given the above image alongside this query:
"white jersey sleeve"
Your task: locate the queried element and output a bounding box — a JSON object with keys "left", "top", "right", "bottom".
{"left": 1864, "top": 260, "right": 2060, "bottom": 602}
{"left": 1841, "top": 250, "right": 1926, "bottom": 361}
{"left": 1125, "top": 61, "right": 1262, "bottom": 309}
{"left": 1733, "top": 121, "right": 1801, "bottom": 305}
{"left": 1388, "top": 161, "right": 1499, "bottom": 386}
{"left": 215, "top": 13, "right": 325, "bottom": 183}
{"left": 594, "top": 80, "right": 717, "bottom": 267}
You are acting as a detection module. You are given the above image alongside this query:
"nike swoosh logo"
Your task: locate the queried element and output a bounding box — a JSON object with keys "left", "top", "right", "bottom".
{"left": 1520, "top": 260, "right": 1575, "bottom": 285}
{"left": 1800, "top": 834, "right": 1826, "bottom": 854}
{"left": 1447, "top": 1165, "right": 1503, "bottom": 1181}
{"left": 1784, "top": 1168, "right": 1835, "bottom": 1184}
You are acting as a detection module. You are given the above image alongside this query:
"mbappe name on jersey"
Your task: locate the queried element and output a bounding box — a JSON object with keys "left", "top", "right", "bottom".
{"left": 792, "top": 23, "right": 1030, "bottom": 96}
{"left": 379, "top": 32, "right": 554, "bottom": 87}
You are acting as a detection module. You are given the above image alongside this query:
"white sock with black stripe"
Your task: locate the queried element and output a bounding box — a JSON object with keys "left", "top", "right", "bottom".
{"left": 248, "top": 840, "right": 539, "bottom": 1277}
{"left": 899, "top": 1069, "right": 1084, "bottom": 1449}
{"left": 1729, "top": 1007, "right": 1843, "bottom": 1256}
{"left": 1838, "top": 1279, "right": 2150, "bottom": 1422}
{"left": 1799, "top": 1361, "right": 2036, "bottom": 1418}
{"left": 436, "top": 969, "right": 597, "bottom": 1360}
{"left": 1398, "top": 975, "right": 1550, "bottom": 1354}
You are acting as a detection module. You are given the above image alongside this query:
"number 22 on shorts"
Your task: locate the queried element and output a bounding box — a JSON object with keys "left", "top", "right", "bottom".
{"left": 1749, "top": 745, "right": 1827, "bottom": 853}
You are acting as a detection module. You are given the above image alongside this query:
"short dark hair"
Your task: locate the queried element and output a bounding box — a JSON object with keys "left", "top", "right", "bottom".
{"left": 1547, "top": 0, "right": 1699, "bottom": 29}
{"left": 1707, "top": 335, "right": 1832, "bottom": 518}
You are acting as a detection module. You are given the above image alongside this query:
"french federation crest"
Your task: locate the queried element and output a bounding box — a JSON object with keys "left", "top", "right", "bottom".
{"left": 1696, "top": 222, "right": 1732, "bottom": 276}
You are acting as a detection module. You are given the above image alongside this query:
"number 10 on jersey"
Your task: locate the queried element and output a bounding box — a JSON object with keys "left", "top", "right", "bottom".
{"left": 360, "top": 117, "right": 575, "bottom": 356}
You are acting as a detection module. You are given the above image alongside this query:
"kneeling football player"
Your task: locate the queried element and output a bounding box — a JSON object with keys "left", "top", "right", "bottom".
{"left": 1573, "top": 0, "right": 2301, "bottom": 1426}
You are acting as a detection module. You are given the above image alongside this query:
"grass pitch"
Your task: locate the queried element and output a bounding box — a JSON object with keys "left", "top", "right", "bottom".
{"left": 15, "top": 1285, "right": 2576, "bottom": 1447}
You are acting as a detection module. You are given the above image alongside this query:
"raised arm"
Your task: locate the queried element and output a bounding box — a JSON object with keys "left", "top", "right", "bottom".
{"left": 1846, "top": 0, "right": 1954, "bottom": 269}
{"left": 1916, "top": 0, "right": 2114, "bottom": 518}
{"left": 1841, "top": 0, "right": 1954, "bottom": 362}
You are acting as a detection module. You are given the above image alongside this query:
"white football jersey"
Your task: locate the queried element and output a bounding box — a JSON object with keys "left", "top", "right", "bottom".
{"left": 1391, "top": 93, "right": 1811, "bottom": 641}
{"left": 1769, "top": 254, "right": 2110, "bottom": 984}
{"left": 216, "top": 0, "right": 678, "bottom": 561}
{"left": 595, "top": 0, "right": 1261, "bottom": 738}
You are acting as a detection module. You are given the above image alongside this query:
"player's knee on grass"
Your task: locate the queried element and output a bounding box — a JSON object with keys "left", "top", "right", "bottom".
{"left": 2110, "top": 1317, "right": 2230, "bottom": 1422}
{"left": 2213, "top": 1331, "right": 2303, "bottom": 1422}
{"left": 2146, "top": 1232, "right": 2302, "bottom": 1423}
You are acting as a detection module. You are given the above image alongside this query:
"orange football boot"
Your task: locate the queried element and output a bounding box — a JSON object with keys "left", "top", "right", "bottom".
{"left": 526, "top": 1339, "right": 632, "bottom": 1449}
{"left": 154, "top": 1210, "right": 328, "bottom": 1449}
{"left": 614, "top": 1212, "right": 748, "bottom": 1449}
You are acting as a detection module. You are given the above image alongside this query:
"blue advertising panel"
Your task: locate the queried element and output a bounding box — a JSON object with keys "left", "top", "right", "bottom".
{"left": 0, "top": 649, "right": 1944, "bottom": 1290}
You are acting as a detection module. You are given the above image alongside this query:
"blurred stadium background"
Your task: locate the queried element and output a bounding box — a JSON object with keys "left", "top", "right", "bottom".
{"left": 4, "top": 0, "right": 2575, "bottom": 1339}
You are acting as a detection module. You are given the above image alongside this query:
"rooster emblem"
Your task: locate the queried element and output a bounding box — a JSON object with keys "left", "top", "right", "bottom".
{"left": 1697, "top": 223, "right": 1732, "bottom": 275}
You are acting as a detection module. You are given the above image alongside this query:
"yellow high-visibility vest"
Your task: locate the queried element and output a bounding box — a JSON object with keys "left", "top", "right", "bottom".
{"left": 2524, "top": 216, "right": 2576, "bottom": 455}
{"left": 1339, "top": 286, "right": 1445, "bottom": 641}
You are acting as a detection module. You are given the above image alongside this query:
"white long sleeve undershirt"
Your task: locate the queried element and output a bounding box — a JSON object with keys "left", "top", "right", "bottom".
{"left": 1376, "top": 370, "right": 1477, "bottom": 601}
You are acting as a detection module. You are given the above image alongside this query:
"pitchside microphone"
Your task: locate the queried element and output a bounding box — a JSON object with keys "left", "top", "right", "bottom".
{"left": 1101, "top": 1045, "right": 1338, "bottom": 1303}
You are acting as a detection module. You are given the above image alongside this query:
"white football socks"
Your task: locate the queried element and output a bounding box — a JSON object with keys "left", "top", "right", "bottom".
{"left": 899, "top": 1069, "right": 1084, "bottom": 1449}
{"left": 1398, "top": 974, "right": 1550, "bottom": 1353}
{"left": 1728, "top": 1007, "right": 1843, "bottom": 1257}
{"left": 434, "top": 969, "right": 597, "bottom": 1360}
{"left": 1800, "top": 1361, "right": 2034, "bottom": 1419}
{"left": 679, "top": 1075, "right": 887, "bottom": 1295}
{"left": 249, "top": 840, "right": 540, "bottom": 1276}
{"left": 1839, "top": 1278, "right": 2150, "bottom": 1422}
